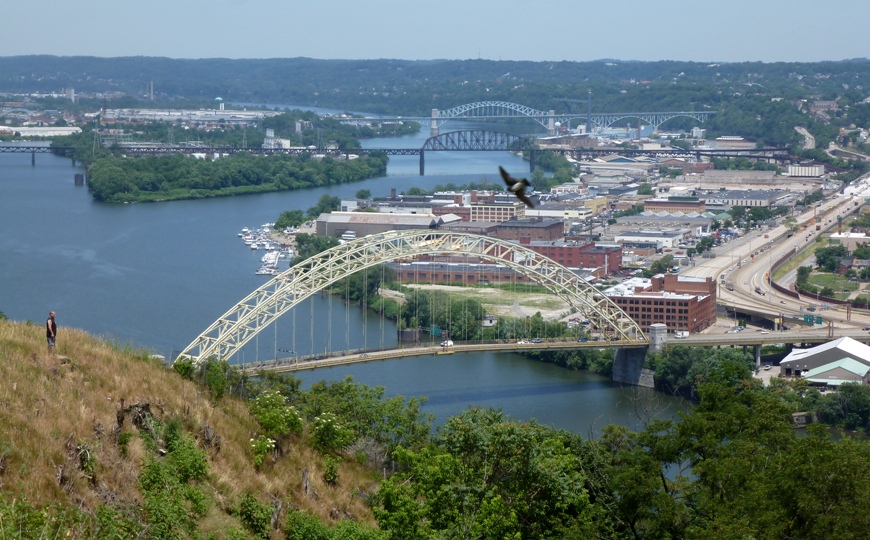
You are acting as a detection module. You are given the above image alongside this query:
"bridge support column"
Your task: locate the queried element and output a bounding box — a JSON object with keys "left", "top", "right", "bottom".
{"left": 648, "top": 323, "right": 667, "bottom": 354}
{"left": 754, "top": 344, "right": 762, "bottom": 369}
{"left": 430, "top": 109, "right": 439, "bottom": 138}
{"left": 547, "top": 110, "right": 555, "bottom": 136}
{"left": 529, "top": 150, "right": 535, "bottom": 173}
{"left": 613, "top": 348, "right": 654, "bottom": 388}
{"left": 32, "top": 151, "right": 35, "bottom": 166}
{"left": 419, "top": 150, "right": 425, "bottom": 176}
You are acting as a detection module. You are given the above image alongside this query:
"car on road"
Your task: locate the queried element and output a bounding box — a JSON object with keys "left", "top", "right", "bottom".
{"left": 577, "top": 337, "right": 589, "bottom": 342}
{"left": 517, "top": 340, "right": 529, "bottom": 345}
{"left": 760, "top": 330, "right": 769, "bottom": 334}
{"left": 780, "top": 300, "right": 786, "bottom": 304}
{"left": 531, "top": 338, "right": 543, "bottom": 344}
{"left": 763, "top": 364, "right": 771, "bottom": 370}
{"left": 863, "top": 327, "right": 870, "bottom": 331}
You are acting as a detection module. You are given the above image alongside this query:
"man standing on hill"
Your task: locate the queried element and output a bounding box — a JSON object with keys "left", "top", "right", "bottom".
{"left": 46, "top": 311, "right": 57, "bottom": 355}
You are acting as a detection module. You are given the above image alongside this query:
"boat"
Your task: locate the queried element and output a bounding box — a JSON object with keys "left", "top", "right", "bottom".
{"left": 256, "top": 267, "right": 278, "bottom": 276}
{"left": 250, "top": 243, "right": 259, "bottom": 250}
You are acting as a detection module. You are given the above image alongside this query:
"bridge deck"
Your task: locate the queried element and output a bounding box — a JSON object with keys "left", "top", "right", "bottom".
{"left": 239, "top": 329, "right": 870, "bottom": 375}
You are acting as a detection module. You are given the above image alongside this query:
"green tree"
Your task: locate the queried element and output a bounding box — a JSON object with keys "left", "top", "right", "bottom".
{"left": 306, "top": 194, "right": 341, "bottom": 218}
{"left": 355, "top": 189, "right": 371, "bottom": 199}
{"left": 374, "top": 408, "right": 591, "bottom": 539}
{"left": 814, "top": 244, "right": 848, "bottom": 272}
{"left": 636, "top": 182, "right": 654, "bottom": 195}
{"left": 274, "top": 209, "right": 306, "bottom": 230}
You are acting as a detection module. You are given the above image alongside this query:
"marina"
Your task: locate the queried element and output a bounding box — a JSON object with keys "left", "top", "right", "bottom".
{"left": 239, "top": 224, "right": 294, "bottom": 275}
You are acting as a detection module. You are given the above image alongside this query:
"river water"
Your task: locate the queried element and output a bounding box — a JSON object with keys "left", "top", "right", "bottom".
{"left": 0, "top": 118, "right": 691, "bottom": 432}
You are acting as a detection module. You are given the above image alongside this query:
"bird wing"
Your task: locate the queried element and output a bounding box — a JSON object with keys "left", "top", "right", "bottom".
{"left": 516, "top": 191, "right": 534, "bottom": 208}
{"left": 499, "top": 166, "right": 518, "bottom": 188}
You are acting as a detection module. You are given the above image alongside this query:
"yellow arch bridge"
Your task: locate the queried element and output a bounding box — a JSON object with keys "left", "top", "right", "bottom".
{"left": 178, "top": 230, "right": 648, "bottom": 366}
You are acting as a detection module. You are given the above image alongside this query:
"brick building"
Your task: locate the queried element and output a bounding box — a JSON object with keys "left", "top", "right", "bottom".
{"left": 390, "top": 261, "right": 599, "bottom": 285}
{"left": 496, "top": 218, "right": 564, "bottom": 242}
{"left": 642, "top": 198, "right": 706, "bottom": 213}
{"left": 521, "top": 241, "right": 622, "bottom": 274}
{"left": 605, "top": 274, "right": 717, "bottom": 334}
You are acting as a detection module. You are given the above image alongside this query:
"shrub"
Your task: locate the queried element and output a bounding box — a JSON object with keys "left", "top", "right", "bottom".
{"left": 249, "top": 389, "right": 303, "bottom": 439}
{"left": 311, "top": 412, "right": 355, "bottom": 453}
{"left": 170, "top": 435, "right": 209, "bottom": 483}
{"left": 237, "top": 492, "right": 273, "bottom": 539}
{"left": 250, "top": 435, "right": 276, "bottom": 470}
{"left": 173, "top": 357, "right": 195, "bottom": 379}
{"left": 323, "top": 455, "right": 340, "bottom": 486}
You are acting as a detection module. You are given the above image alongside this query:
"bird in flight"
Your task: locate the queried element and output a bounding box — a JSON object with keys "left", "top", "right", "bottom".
{"left": 499, "top": 166, "right": 534, "bottom": 208}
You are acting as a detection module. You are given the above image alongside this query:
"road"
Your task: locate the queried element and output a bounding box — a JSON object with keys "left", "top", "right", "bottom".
{"left": 682, "top": 173, "right": 870, "bottom": 330}
{"left": 795, "top": 126, "right": 815, "bottom": 150}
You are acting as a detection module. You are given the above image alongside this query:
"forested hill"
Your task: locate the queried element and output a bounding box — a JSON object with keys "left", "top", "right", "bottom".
{"left": 2, "top": 55, "right": 870, "bottom": 116}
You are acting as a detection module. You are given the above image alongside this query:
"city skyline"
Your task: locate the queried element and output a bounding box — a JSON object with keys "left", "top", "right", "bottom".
{"left": 4, "top": 0, "right": 870, "bottom": 64}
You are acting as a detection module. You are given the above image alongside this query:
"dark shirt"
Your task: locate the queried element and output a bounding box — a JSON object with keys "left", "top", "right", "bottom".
{"left": 47, "top": 317, "right": 57, "bottom": 338}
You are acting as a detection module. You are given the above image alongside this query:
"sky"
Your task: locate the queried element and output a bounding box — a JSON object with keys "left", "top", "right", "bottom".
{"left": 4, "top": 0, "right": 869, "bottom": 63}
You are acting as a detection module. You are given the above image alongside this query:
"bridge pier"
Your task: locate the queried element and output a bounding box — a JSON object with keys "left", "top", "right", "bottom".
{"left": 419, "top": 150, "right": 425, "bottom": 176}
{"left": 430, "top": 109, "right": 439, "bottom": 138}
{"left": 754, "top": 344, "right": 762, "bottom": 369}
{"left": 529, "top": 150, "right": 535, "bottom": 173}
{"left": 612, "top": 348, "right": 654, "bottom": 388}
{"left": 32, "top": 151, "right": 35, "bottom": 166}
{"left": 547, "top": 110, "right": 556, "bottom": 136}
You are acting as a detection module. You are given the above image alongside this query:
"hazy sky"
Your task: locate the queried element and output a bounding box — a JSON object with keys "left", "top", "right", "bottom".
{"left": 5, "top": 0, "right": 869, "bottom": 63}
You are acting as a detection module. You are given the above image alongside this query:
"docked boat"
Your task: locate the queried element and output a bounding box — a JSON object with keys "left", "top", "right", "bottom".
{"left": 256, "top": 267, "right": 278, "bottom": 276}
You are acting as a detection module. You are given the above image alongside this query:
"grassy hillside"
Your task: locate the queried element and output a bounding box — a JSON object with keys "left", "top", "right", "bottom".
{"left": 0, "top": 319, "right": 382, "bottom": 538}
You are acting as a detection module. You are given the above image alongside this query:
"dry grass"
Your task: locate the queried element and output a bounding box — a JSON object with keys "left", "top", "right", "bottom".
{"left": 0, "top": 319, "right": 380, "bottom": 529}
{"left": 404, "top": 283, "right": 574, "bottom": 320}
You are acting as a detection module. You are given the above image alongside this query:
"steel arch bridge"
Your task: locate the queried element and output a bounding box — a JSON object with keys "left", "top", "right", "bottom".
{"left": 587, "top": 111, "right": 714, "bottom": 130}
{"left": 435, "top": 101, "right": 552, "bottom": 129}
{"left": 0, "top": 108, "right": 35, "bottom": 118}
{"left": 178, "top": 230, "right": 647, "bottom": 364}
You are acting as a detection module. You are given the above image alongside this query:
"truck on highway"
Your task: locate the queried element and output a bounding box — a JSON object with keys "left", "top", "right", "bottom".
{"left": 674, "top": 330, "right": 690, "bottom": 339}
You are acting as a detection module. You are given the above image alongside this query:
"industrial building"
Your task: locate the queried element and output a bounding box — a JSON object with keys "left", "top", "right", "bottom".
{"left": 315, "top": 212, "right": 442, "bottom": 238}
{"left": 605, "top": 274, "right": 717, "bottom": 334}
{"left": 643, "top": 198, "right": 707, "bottom": 213}
{"left": 495, "top": 218, "right": 565, "bottom": 242}
{"left": 780, "top": 337, "right": 870, "bottom": 381}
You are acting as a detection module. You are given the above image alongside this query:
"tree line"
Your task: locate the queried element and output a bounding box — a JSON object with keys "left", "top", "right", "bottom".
{"left": 85, "top": 151, "right": 388, "bottom": 203}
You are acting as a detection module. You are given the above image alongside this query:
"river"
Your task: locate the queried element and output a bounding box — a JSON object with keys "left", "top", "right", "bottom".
{"left": 0, "top": 117, "right": 691, "bottom": 432}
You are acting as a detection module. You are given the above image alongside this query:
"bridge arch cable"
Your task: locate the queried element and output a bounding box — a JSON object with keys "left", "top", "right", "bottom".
{"left": 177, "top": 230, "right": 647, "bottom": 365}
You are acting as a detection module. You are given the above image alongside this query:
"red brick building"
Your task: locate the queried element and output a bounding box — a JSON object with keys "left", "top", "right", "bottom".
{"left": 606, "top": 274, "right": 717, "bottom": 334}
{"left": 521, "top": 241, "right": 622, "bottom": 273}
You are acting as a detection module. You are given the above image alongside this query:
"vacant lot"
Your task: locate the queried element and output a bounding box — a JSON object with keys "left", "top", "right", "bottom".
{"left": 403, "top": 284, "right": 574, "bottom": 321}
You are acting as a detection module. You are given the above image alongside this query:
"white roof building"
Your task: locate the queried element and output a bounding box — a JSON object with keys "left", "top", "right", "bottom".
{"left": 780, "top": 337, "right": 870, "bottom": 376}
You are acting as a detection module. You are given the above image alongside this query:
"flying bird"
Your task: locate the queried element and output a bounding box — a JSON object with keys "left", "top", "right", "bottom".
{"left": 499, "top": 166, "right": 534, "bottom": 208}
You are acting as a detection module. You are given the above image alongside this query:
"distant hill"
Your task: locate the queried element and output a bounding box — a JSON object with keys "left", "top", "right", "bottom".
{"left": 2, "top": 55, "right": 870, "bottom": 117}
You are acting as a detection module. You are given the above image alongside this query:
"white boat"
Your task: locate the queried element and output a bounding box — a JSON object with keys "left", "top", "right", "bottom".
{"left": 255, "top": 267, "right": 278, "bottom": 276}
{"left": 250, "top": 243, "right": 259, "bottom": 250}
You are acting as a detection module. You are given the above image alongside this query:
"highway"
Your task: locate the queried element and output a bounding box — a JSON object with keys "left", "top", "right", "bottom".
{"left": 682, "top": 173, "right": 870, "bottom": 330}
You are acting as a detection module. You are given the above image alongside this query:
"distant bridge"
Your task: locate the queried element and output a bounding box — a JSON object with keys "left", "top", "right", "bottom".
{"left": 338, "top": 101, "right": 715, "bottom": 136}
